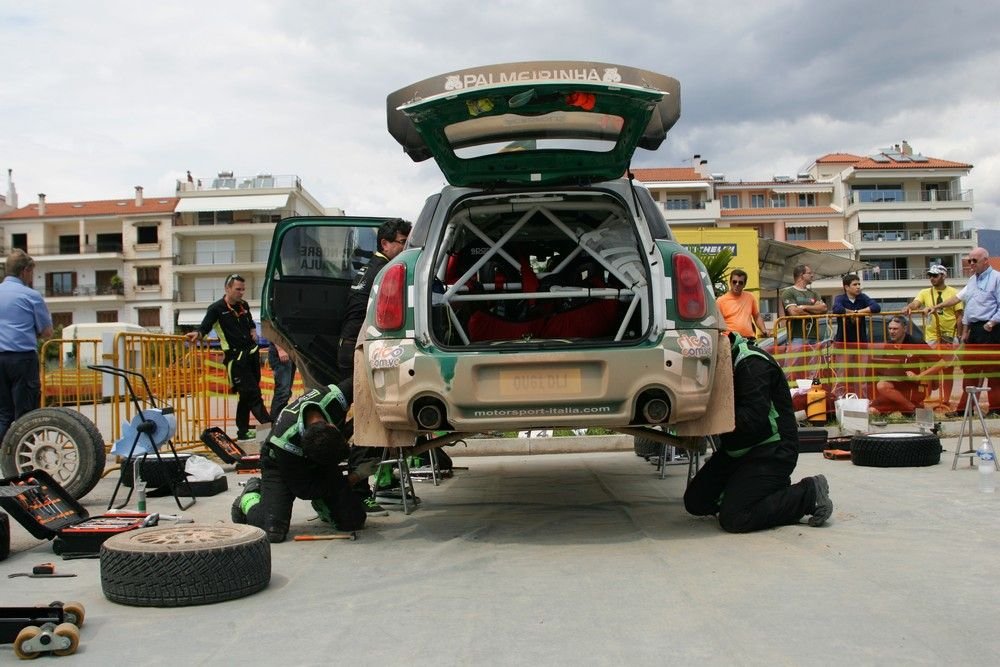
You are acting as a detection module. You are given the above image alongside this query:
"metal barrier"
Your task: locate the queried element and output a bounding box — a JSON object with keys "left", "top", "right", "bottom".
{"left": 770, "top": 311, "right": 1000, "bottom": 412}
{"left": 40, "top": 333, "right": 302, "bottom": 451}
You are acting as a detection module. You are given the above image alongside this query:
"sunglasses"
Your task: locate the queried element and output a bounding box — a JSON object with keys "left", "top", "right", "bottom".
{"left": 225, "top": 273, "right": 245, "bottom": 286}
{"left": 730, "top": 279, "right": 745, "bottom": 285}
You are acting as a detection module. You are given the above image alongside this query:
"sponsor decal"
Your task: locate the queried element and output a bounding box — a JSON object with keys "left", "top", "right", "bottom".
{"left": 369, "top": 343, "right": 404, "bottom": 369}
{"left": 444, "top": 67, "right": 622, "bottom": 92}
{"left": 472, "top": 405, "right": 613, "bottom": 418}
{"left": 681, "top": 243, "right": 738, "bottom": 255}
{"left": 678, "top": 333, "right": 713, "bottom": 358}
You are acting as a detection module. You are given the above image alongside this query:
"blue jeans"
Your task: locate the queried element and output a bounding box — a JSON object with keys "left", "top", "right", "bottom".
{"left": 268, "top": 346, "right": 296, "bottom": 417}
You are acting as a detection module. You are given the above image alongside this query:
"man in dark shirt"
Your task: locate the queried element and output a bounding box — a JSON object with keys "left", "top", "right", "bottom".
{"left": 186, "top": 274, "right": 270, "bottom": 441}
{"left": 336, "top": 218, "right": 412, "bottom": 401}
{"left": 684, "top": 333, "right": 833, "bottom": 532}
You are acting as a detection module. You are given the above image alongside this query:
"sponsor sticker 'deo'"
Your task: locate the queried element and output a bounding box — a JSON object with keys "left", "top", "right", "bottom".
{"left": 678, "top": 334, "right": 713, "bottom": 358}
{"left": 369, "top": 343, "right": 404, "bottom": 369}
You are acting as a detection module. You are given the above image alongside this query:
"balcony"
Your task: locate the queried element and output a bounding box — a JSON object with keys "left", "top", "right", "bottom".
{"left": 845, "top": 188, "right": 973, "bottom": 216}
{"left": 657, "top": 200, "right": 721, "bottom": 224}
{"left": 30, "top": 243, "right": 125, "bottom": 258}
{"left": 849, "top": 227, "right": 973, "bottom": 248}
{"left": 44, "top": 284, "right": 124, "bottom": 298}
{"left": 176, "top": 173, "right": 300, "bottom": 192}
{"left": 173, "top": 250, "right": 271, "bottom": 266}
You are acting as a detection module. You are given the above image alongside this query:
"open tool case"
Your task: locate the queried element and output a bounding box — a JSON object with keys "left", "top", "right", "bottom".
{"left": 200, "top": 427, "right": 261, "bottom": 473}
{"left": 0, "top": 470, "right": 156, "bottom": 555}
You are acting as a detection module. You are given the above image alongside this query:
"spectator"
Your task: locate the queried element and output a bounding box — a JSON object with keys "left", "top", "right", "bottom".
{"left": 268, "top": 343, "right": 296, "bottom": 417}
{"left": 716, "top": 269, "right": 768, "bottom": 341}
{"left": 903, "top": 264, "right": 963, "bottom": 408}
{"left": 870, "top": 316, "right": 936, "bottom": 415}
{"left": 0, "top": 249, "right": 53, "bottom": 444}
{"left": 780, "top": 264, "right": 828, "bottom": 344}
{"left": 832, "top": 273, "right": 881, "bottom": 343}
{"left": 186, "top": 274, "right": 270, "bottom": 441}
{"left": 931, "top": 247, "right": 1000, "bottom": 416}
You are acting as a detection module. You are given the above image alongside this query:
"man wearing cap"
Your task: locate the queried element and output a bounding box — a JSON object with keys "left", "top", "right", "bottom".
{"left": 930, "top": 248, "right": 1000, "bottom": 416}
{"left": 903, "top": 264, "right": 963, "bottom": 408}
{"left": 186, "top": 274, "right": 270, "bottom": 441}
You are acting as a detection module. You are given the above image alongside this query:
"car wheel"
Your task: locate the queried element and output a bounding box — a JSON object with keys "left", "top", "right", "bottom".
{"left": 1, "top": 407, "right": 106, "bottom": 500}
{"left": 100, "top": 524, "right": 270, "bottom": 607}
{"left": 850, "top": 432, "right": 941, "bottom": 468}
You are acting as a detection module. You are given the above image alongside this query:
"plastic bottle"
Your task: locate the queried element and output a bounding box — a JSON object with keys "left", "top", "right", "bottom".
{"left": 806, "top": 378, "right": 827, "bottom": 425}
{"left": 977, "top": 439, "right": 996, "bottom": 493}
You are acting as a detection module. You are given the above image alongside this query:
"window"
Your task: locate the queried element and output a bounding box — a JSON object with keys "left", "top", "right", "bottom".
{"left": 46, "top": 271, "right": 76, "bottom": 296}
{"left": 721, "top": 194, "right": 740, "bottom": 209}
{"left": 12, "top": 233, "right": 27, "bottom": 251}
{"left": 750, "top": 194, "right": 765, "bottom": 208}
{"left": 59, "top": 235, "right": 80, "bottom": 255}
{"left": 197, "top": 210, "right": 234, "bottom": 225}
{"left": 786, "top": 227, "right": 808, "bottom": 241}
{"left": 798, "top": 193, "right": 817, "bottom": 207}
{"left": 51, "top": 312, "right": 73, "bottom": 329}
{"left": 770, "top": 193, "right": 787, "bottom": 208}
{"left": 96, "top": 233, "right": 123, "bottom": 253}
{"left": 665, "top": 197, "right": 691, "bottom": 210}
{"left": 194, "top": 276, "right": 221, "bottom": 301}
{"left": 195, "top": 239, "right": 236, "bottom": 264}
{"left": 97, "top": 310, "right": 118, "bottom": 323}
{"left": 136, "top": 226, "right": 159, "bottom": 244}
{"left": 137, "top": 266, "right": 160, "bottom": 286}
{"left": 852, "top": 184, "right": 903, "bottom": 203}
{"left": 137, "top": 307, "right": 161, "bottom": 329}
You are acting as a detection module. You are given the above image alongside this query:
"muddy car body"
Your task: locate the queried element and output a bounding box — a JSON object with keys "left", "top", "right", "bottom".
{"left": 263, "top": 61, "right": 734, "bottom": 447}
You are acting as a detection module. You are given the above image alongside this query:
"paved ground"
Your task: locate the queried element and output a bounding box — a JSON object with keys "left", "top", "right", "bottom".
{"left": 3, "top": 443, "right": 999, "bottom": 664}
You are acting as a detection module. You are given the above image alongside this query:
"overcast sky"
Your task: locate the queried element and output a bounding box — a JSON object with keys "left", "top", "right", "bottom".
{"left": 3, "top": 1, "right": 999, "bottom": 228}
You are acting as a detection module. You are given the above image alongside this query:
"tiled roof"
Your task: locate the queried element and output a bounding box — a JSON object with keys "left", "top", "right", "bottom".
{"left": 630, "top": 167, "right": 709, "bottom": 182}
{"left": 721, "top": 206, "right": 839, "bottom": 217}
{"left": 852, "top": 156, "right": 972, "bottom": 169}
{"left": 816, "top": 153, "right": 865, "bottom": 163}
{"left": 0, "top": 197, "right": 178, "bottom": 219}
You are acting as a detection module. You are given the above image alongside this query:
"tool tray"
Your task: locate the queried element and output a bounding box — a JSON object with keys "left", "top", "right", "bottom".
{"left": 0, "top": 470, "right": 155, "bottom": 555}
{"left": 200, "top": 427, "right": 261, "bottom": 472}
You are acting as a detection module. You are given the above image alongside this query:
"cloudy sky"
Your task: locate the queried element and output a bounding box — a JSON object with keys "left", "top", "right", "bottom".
{"left": 3, "top": 1, "right": 999, "bottom": 227}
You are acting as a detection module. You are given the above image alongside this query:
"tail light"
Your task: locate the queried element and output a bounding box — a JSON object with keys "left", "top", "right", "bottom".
{"left": 375, "top": 263, "right": 407, "bottom": 330}
{"left": 673, "top": 254, "right": 707, "bottom": 320}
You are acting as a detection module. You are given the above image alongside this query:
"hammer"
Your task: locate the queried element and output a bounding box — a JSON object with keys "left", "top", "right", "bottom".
{"left": 293, "top": 532, "right": 357, "bottom": 541}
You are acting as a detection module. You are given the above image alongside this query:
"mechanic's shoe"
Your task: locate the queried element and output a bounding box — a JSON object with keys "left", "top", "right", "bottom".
{"left": 231, "top": 477, "right": 262, "bottom": 524}
{"left": 808, "top": 475, "right": 833, "bottom": 527}
{"left": 311, "top": 498, "right": 334, "bottom": 524}
{"left": 375, "top": 487, "right": 421, "bottom": 505}
{"left": 363, "top": 496, "right": 389, "bottom": 516}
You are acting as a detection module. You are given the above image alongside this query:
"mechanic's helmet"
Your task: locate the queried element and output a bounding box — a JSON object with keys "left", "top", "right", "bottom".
{"left": 300, "top": 420, "right": 349, "bottom": 465}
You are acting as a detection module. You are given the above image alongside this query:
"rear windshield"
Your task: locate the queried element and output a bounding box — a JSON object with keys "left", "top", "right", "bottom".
{"left": 277, "top": 226, "right": 377, "bottom": 280}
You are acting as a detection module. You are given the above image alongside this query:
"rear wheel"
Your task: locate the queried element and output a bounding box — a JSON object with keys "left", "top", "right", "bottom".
{"left": 0, "top": 408, "right": 106, "bottom": 500}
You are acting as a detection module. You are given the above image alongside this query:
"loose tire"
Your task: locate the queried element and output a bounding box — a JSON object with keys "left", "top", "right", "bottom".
{"left": 100, "top": 524, "right": 270, "bottom": 607}
{"left": 0, "top": 407, "right": 106, "bottom": 500}
{"left": 633, "top": 435, "right": 661, "bottom": 459}
{"left": 850, "top": 432, "right": 941, "bottom": 468}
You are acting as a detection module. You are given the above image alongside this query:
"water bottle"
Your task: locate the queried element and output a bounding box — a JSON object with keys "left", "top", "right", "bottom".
{"left": 977, "top": 439, "right": 996, "bottom": 493}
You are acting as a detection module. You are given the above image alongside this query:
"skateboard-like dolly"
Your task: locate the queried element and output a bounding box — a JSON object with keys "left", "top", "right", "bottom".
{"left": 1, "top": 600, "right": 84, "bottom": 659}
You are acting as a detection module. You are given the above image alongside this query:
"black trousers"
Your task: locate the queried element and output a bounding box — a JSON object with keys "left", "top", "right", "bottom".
{"left": 227, "top": 348, "right": 270, "bottom": 437}
{"left": 684, "top": 441, "right": 815, "bottom": 533}
{"left": 246, "top": 445, "right": 366, "bottom": 541}
{"left": 0, "top": 351, "right": 41, "bottom": 444}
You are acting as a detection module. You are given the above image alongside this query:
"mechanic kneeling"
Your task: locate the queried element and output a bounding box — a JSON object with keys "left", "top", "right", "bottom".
{"left": 231, "top": 385, "right": 373, "bottom": 542}
{"left": 684, "top": 333, "right": 834, "bottom": 532}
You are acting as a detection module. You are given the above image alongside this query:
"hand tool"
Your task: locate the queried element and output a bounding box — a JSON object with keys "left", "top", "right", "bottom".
{"left": 293, "top": 532, "right": 357, "bottom": 541}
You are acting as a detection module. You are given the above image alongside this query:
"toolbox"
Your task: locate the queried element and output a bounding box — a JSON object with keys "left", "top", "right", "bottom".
{"left": 0, "top": 470, "right": 156, "bottom": 555}
{"left": 200, "top": 427, "right": 262, "bottom": 473}
{"left": 797, "top": 427, "right": 830, "bottom": 453}
{"left": 119, "top": 453, "right": 192, "bottom": 488}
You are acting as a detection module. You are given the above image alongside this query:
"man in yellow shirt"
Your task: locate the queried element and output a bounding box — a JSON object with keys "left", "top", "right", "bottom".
{"left": 903, "top": 264, "right": 964, "bottom": 408}
{"left": 716, "top": 269, "right": 768, "bottom": 341}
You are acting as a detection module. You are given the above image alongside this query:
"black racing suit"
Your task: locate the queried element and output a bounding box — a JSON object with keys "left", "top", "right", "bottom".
{"left": 246, "top": 386, "right": 366, "bottom": 542}
{"left": 196, "top": 297, "right": 270, "bottom": 438}
{"left": 684, "top": 335, "right": 818, "bottom": 533}
{"left": 336, "top": 251, "right": 390, "bottom": 403}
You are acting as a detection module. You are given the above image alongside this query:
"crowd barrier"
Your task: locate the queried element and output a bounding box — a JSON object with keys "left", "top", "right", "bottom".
{"left": 39, "top": 333, "right": 303, "bottom": 452}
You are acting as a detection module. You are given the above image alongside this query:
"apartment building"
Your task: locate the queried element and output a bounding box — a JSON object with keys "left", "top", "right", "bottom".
{"left": 633, "top": 141, "right": 975, "bottom": 313}
{"left": 0, "top": 172, "right": 329, "bottom": 333}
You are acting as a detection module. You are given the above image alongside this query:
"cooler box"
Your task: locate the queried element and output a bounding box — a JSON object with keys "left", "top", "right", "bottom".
{"left": 0, "top": 470, "right": 156, "bottom": 555}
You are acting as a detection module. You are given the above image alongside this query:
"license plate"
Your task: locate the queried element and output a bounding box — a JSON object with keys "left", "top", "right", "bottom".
{"left": 499, "top": 367, "right": 582, "bottom": 397}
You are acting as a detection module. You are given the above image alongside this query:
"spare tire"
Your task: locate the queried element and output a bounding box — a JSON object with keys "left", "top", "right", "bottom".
{"left": 850, "top": 432, "right": 941, "bottom": 468}
{"left": 1, "top": 408, "right": 106, "bottom": 499}
{"left": 100, "top": 524, "right": 270, "bottom": 607}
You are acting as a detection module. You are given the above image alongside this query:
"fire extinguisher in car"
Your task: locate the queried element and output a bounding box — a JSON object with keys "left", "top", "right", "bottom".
{"left": 806, "top": 378, "right": 827, "bottom": 425}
